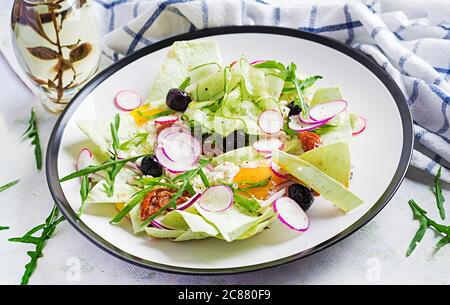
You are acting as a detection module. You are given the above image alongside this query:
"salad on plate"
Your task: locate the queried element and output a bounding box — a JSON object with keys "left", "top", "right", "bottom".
{"left": 60, "top": 39, "right": 367, "bottom": 242}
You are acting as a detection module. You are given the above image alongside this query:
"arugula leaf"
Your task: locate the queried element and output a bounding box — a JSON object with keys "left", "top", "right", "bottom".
{"left": 406, "top": 199, "right": 450, "bottom": 256}
{"left": 22, "top": 109, "right": 42, "bottom": 170}
{"left": 9, "top": 205, "right": 64, "bottom": 285}
{"left": 311, "top": 124, "right": 337, "bottom": 135}
{"left": 110, "top": 114, "right": 120, "bottom": 156}
{"left": 77, "top": 175, "right": 90, "bottom": 217}
{"left": 233, "top": 192, "right": 260, "bottom": 213}
{"left": 119, "top": 133, "right": 148, "bottom": 151}
{"left": 0, "top": 179, "right": 20, "bottom": 193}
{"left": 137, "top": 109, "right": 174, "bottom": 120}
{"left": 0, "top": 226, "right": 9, "bottom": 231}
{"left": 238, "top": 176, "right": 271, "bottom": 191}
{"left": 179, "top": 77, "right": 191, "bottom": 91}
{"left": 284, "top": 63, "right": 309, "bottom": 118}
{"left": 252, "top": 60, "right": 286, "bottom": 72}
{"left": 110, "top": 186, "right": 155, "bottom": 224}
{"left": 59, "top": 154, "right": 144, "bottom": 182}
{"left": 198, "top": 169, "right": 211, "bottom": 188}
{"left": 282, "top": 75, "right": 323, "bottom": 93}
{"left": 139, "top": 160, "right": 212, "bottom": 228}
{"left": 434, "top": 167, "right": 446, "bottom": 220}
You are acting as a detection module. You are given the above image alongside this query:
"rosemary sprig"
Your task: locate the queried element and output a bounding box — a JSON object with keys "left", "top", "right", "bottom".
{"left": 406, "top": 199, "right": 449, "bottom": 256}
{"left": 9, "top": 205, "right": 65, "bottom": 285}
{"left": 434, "top": 167, "right": 446, "bottom": 220}
{"left": 0, "top": 179, "right": 20, "bottom": 193}
{"left": 23, "top": 109, "right": 42, "bottom": 170}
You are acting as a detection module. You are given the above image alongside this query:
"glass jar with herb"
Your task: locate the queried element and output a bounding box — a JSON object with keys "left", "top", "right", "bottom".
{"left": 11, "top": 0, "right": 101, "bottom": 113}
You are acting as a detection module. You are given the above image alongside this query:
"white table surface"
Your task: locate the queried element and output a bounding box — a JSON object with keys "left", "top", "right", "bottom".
{"left": 0, "top": 1, "right": 449, "bottom": 285}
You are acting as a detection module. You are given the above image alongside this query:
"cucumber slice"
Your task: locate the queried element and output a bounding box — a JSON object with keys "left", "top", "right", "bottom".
{"left": 311, "top": 87, "right": 343, "bottom": 106}
{"left": 195, "top": 70, "right": 226, "bottom": 102}
{"left": 272, "top": 150, "right": 363, "bottom": 212}
{"left": 213, "top": 146, "right": 264, "bottom": 166}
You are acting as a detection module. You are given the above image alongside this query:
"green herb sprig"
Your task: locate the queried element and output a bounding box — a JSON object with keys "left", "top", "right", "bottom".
{"left": 23, "top": 109, "right": 42, "bottom": 170}
{"left": 9, "top": 205, "right": 65, "bottom": 285}
{"left": 237, "top": 176, "right": 271, "bottom": 192}
{"left": 0, "top": 226, "right": 9, "bottom": 231}
{"left": 0, "top": 179, "right": 20, "bottom": 193}
{"left": 77, "top": 175, "right": 90, "bottom": 217}
{"left": 406, "top": 199, "right": 449, "bottom": 256}
{"left": 119, "top": 133, "right": 149, "bottom": 151}
{"left": 137, "top": 109, "right": 174, "bottom": 120}
{"left": 434, "top": 167, "right": 446, "bottom": 220}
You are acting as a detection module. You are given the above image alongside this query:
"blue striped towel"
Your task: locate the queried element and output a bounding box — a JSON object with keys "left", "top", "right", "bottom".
{"left": 95, "top": 0, "right": 450, "bottom": 182}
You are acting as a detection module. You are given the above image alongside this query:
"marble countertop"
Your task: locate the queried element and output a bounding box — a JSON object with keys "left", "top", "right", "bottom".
{"left": 0, "top": 1, "right": 449, "bottom": 285}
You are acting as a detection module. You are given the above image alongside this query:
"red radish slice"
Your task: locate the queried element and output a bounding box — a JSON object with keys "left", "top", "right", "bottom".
{"left": 309, "top": 100, "right": 347, "bottom": 122}
{"left": 157, "top": 125, "right": 190, "bottom": 142}
{"left": 198, "top": 185, "right": 233, "bottom": 212}
{"left": 155, "top": 115, "right": 179, "bottom": 124}
{"left": 160, "top": 131, "right": 201, "bottom": 164}
{"left": 151, "top": 219, "right": 171, "bottom": 230}
{"left": 288, "top": 115, "right": 329, "bottom": 132}
{"left": 168, "top": 192, "right": 201, "bottom": 211}
{"left": 264, "top": 153, "right": 272, "bottom": 159}
{"left": 114, "top": 90, "right": 142, "bottom": 111}
{"left": 260, "top": 188, "right": 287, "bottom": 207}
{"left": 275, "top": 180, "right": 296, "bottom": 192}
{"left": 351, "top": 114, "right": 367, "bottom": 136}
{"left": 250, "top": 60, "right": 266, "bottom": 65}
{"left": 258, "top": 110, "right": 283, "bottom": 134}
{"left": 273, "top": 197, "right": 309, "bottom": 232}
{"left": 299, "top": 114, "right": 329, "bottom": 125}
{"left": 270, "top": 161, "right": 288, "bottom": 179}
{"left": 155, "top": 145, "right": 194, "bottom": 173}
{"left": 253, "top": 138, "right": 284, "bottom": 153}
{"left": 76, "top": 148, "right": 94, "bottom": 171}
{"left": 229, "top": 60, "right": 237, "bottom": 67}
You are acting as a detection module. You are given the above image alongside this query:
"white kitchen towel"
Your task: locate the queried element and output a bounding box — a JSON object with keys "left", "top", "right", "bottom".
{"left": 2, "top": 0, "right": 450, "bottom": 181}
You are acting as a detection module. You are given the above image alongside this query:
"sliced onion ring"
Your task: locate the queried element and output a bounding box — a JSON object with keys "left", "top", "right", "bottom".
{"left": 76, "top": 148, "right": 94, "bottom": 171}
{"left": 114, "top": 90, "right": 142, "bottom": 111}
{"left": 198, "top": 185, "right": 233, "bottom": 212}
{"left": 308, "top": 100, "right": 347, "bottom": 122}
{"left": 273, "top": 197, "right": 309, "bottom": 232}
{"left": 160, "top": 131, "right": 201, "bottom": 164}
{"left": 155, "top": 144, "right": 195, "bottom": 174}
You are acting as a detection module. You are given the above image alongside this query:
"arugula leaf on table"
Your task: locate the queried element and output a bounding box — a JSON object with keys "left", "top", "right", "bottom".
{"left": 406, "top": 199, "right": 450, "bottom": 256}
{"left": 22, "top": 109, "right": 42, "bottom": 170}
{"left": 0, "top": 226, "right": 9, "bottom": 231}
{"left": 9, "top": 205, "right": 65, "bottom": 285}
{"left": 434, "top": 166, "right": 446, "bottom": 220}
{"left": 0, "top": 179, "right": 20, "bottom": 193}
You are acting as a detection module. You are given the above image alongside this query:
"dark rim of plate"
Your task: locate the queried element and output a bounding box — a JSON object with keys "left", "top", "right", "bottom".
{"left": 46, "top": 26, "right": 414, "bottom": 275}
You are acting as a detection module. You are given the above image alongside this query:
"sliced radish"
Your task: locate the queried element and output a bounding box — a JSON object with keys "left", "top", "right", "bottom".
{"left": 160, "top": 131, "right": 201, "bottom": 165}
{"left": 155, "top": 115, "right": 179, "bottom": 125}
{"left": 168, "top": 192, "right": 201, "bottom": 211}
{"left": 270, "top": 161, "right": 288, "bottom": 179}
{"left": 253, "top": 138, "right": 284, "bottom": 153}
{"left": 260, "top": 188, "right": 287, "bottom": 207}
{"left": 250, "top": 60, "right": 266, "bottom": 65}
{"left": 157, "top": 125, "right": 190, "bottom": 142}
{"left": 288, "top": 115, "right": 329, "bottom": 132}
{"left": 229, "top": 60, "right": 237, "bottom": 67}
{"left": 258, "top": 110, "right": 283, "bottom": 134}
{"left": 155, "top": 145, "right": 195, "bottom": 174}
{"left": 76, "top": 148, "right": 94, "bottom": 171}
{"left": 351, "top": 114, "right": 367, "bottom": 136}
{"left": 198, "top": 185, "right": 233, "bottom": 212}
{"left": 151, "top": 219, "right": 171, "bottom": 230}
{"left": 273, "top": 197, "right": 309, "bottom": 232}
{"left": 309, "top": 100, "right": 347, "bottom": 122}
{"left": 299, "top": 113, "right": 329, "bottom": 125}
{"left": 114, "top": 90, "right": 142, "bottom": 111}
{"left": 275, "top": 180, "right": 296, "bottom": 192}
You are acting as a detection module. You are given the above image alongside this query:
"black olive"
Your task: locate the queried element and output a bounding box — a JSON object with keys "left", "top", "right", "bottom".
{"left": 287, "top": 101, "right": 302, "bottom": 116}
{"left": 140, "top": 155, "right": 163, "bottom": 177}
{"left": 166, "top": 88, "right": 191, "bottom": 111}
{"left": 287, "top": 183, "right": 314, "bottom": 211}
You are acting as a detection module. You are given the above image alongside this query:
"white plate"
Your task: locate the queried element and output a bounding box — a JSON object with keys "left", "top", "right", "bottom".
{"left": 47, "top": 26, "right": 413, "bottom": 273}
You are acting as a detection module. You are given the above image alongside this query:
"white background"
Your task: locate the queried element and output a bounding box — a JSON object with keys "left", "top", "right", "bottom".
{"left": 0, "top": 0, "right": 449, "bottom": 284}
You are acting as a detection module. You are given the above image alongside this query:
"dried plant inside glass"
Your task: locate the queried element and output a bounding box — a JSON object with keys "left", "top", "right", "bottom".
{"left": 11, "top": 0, "right": 101, "bottom": 113}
